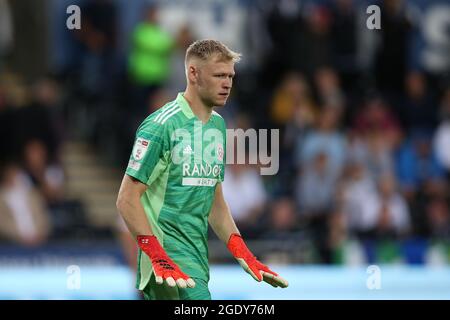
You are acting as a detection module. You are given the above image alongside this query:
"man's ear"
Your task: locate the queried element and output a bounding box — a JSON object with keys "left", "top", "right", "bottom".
{"left": 187, "top": 65, "right": 198, "bottom": 84}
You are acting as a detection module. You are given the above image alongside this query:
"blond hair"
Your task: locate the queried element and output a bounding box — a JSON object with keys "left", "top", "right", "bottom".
{"left": 185, "top": 39, "right": 241, "bottom": 64}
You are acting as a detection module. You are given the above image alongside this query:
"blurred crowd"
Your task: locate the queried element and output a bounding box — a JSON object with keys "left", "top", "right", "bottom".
{"left": 0, "top": 0, "right": 449, "bottom": 265}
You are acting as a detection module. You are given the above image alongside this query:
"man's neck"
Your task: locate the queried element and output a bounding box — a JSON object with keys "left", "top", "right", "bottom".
{"left": 183, "top": 88, "right": 213, "bottom": 124}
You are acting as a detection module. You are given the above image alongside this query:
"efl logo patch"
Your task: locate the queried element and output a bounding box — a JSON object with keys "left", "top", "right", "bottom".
{"left": 132, "top": 138, "right": 150, "bottom": 161}
{"left": 127, "top": 159, "right": 141, "bottom": 171}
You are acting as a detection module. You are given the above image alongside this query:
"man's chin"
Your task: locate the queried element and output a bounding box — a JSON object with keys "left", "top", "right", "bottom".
{"left": 214, "top": 99, "right": 227, "bottom": 107}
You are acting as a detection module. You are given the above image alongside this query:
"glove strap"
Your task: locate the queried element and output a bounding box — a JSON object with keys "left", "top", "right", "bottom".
{"left": 227, "top": 233, "right": 256, "bottom": 261}
{"left": 137, "top": 235, "right": 166, "bottom": 260}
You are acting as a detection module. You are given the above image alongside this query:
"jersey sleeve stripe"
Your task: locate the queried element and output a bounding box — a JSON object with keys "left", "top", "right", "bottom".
{"left": 160, "top": 108, "right": 181, "bottom": 124}
{"left": 154, "top": 101, "right": 177, "bottom": 122}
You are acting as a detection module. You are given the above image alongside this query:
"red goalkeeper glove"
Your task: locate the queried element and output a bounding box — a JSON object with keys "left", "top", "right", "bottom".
{"left": 137, "top": 235, "right": 195, "bottom": 288}
{"left": 227, "top": 233, "right": 289, "bottom": 288}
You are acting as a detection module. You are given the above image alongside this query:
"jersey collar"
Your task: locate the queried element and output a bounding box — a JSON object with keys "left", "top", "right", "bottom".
{"left": 176, "top": 93, "right": 195, "bottom": 119}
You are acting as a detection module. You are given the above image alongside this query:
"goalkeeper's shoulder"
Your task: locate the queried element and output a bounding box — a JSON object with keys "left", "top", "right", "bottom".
{"left": 136, "top": 101, "right": 182, "bottom": 135}
{"left": 211, "top": 110, "right": 227, "bottom": 130}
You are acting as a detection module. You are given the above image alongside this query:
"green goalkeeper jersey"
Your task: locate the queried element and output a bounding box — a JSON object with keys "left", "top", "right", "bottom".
{"left": 125, "top": 92, "right": 226, "bottom": 290}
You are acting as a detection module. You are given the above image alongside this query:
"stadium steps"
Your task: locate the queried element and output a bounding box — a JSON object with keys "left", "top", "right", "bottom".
{"left": 61, "top": 141, "right": 123, "bottom": 228}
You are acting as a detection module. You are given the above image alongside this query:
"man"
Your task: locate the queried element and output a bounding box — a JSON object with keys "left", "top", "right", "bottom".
{"left": 116, "top": 39, "right": 288, "bottom": 300}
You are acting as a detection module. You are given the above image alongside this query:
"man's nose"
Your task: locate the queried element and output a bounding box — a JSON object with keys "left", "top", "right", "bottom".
{"left": 223, "top": 79, "right": 232, "bottom": 89}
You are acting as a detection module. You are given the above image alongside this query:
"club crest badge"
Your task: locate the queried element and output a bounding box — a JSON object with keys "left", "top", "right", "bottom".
{"left": 217, "top": 143, "right": 224, "bottom": 162}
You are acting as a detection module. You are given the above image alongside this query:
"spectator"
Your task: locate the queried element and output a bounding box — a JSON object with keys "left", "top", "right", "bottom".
{"left": 339, "top": 155, "right": 377, "bottom": 236}
{"left": 15, "top": 77, "right": 64, "bottom": 163}
{"left": 166, "top": 25, "right": 196, "bottom": 97}
{"left": 349, "top": 172, "right": 411, "bottom": 240}
{"left": 329, "top": 0, "right": 360, "bottom": 89}
{"left": 0, "top": 162, "right": 51, "bottom": 246}
{"left": 74, "top": 0, "right": 118, "bottom": 97}
{"left": 396, "top": 129, "right": 447, "bottom": 199}
{"left": 0, "top": 73, "right": 31, "bottom": 161}
{"left": 400, "top": 125, "right": 449, "bottom": 237}
{"left": 296, "top": 106, "right": 347, "bottom": 176}
{"left": 260, "top": 197, "right": 302, "bottom": 264}
{"left": 22, "top": 139, "right": 65, "bottom": 206}
{"left": 270, "top": 72, "right": 317, "bottom": 183}
{"left": 353, "top": 96, "right": 403, "bottom": 151}
{"left": 346, "top": 131, "right": 394, "bottom": 180}
{"left": 425, "top": 196, "right": 450, "bottom": 241}
{"left": 262, "top": 0, "right": 305, "bottom": 87}
{"left": 128, "top": 4, "right": 175, "bottom": 117}
{"left": 269, "top": 72, "right": 313, "bottom": 127}
{"left": 399, "top": 71, "right": 437, "bottom": 132}
{"left": 296, "top": 152, "right": 338, "bottom": 216}
{"left": 374, "top": 0, "right": 413, "bottom": 95}
{"left": 295, "top": 151, "right": 340, "bottom": 263}
{"left": 302, "top": 5, "right": 333, "bottom": 77}
{"left": 262, "top": 197, "right": 300, "bottom": 240}
{"left": 433, "top": 88, "right": 450, "bottom": 173}
{"left": 222, "top": 163, "right": 267, "bottom": 238}
{"left": 313, "top": 67, "right": 345, "bottom": 109}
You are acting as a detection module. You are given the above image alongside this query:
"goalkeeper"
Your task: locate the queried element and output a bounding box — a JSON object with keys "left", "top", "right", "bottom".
{"left": 116, "top": 39, "right": 288, "bottom": 300}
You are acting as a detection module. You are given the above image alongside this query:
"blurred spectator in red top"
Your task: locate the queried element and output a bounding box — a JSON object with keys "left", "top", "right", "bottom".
{"left": 353, "top": 96, "right": 403, "bottom": 151}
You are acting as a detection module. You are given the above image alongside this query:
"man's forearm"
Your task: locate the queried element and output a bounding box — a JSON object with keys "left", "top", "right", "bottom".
{"left": 117, "top": 194, "right": 153, "bottom": 238}
{"left": 209, "top": 200, "right": 239, "bottom": 244}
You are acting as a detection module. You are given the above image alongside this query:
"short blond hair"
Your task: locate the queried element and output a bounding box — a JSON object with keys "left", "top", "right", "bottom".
{"left": 185, "top": 39, "right": 241, "bottom": 64}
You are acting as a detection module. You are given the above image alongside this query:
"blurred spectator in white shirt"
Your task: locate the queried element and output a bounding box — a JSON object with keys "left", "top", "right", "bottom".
{"left": 22, "top": 139, "right": 65, "bottom": 205}
{"left": 296, "top": 152, "right": 338, "bottom": 216}
{"left": 296, "top": 107, "right": 347, "bottom": 176}
{"left": 433, "top": 88, "right": 450, "bottom": 172}
{"left": 349, "top": 173, "right": 411, "bottom": 240}
{"left": 0, "top": 163, "right": 51, "bottom": 246}
{"left": 222, "top": 163, "right": 267, "bottom": 238}
{"left": 340, "top": 157, "right": 377, "bottom": 232}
